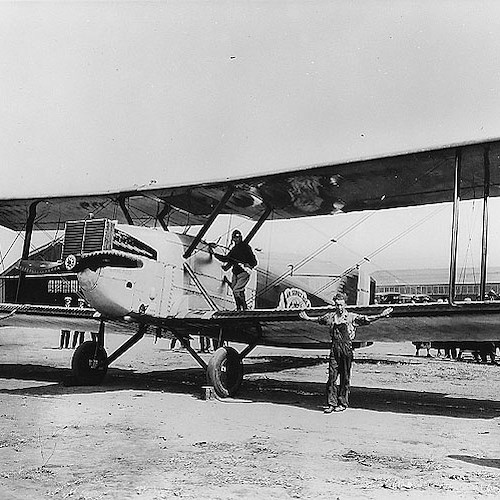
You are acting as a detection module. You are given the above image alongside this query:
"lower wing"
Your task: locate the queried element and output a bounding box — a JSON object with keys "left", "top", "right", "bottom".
{"left": 160, "top": 301, "right": 500, "bottom": 346}
{"left": 2, "top": 301, "right": 500, "bottom": 346}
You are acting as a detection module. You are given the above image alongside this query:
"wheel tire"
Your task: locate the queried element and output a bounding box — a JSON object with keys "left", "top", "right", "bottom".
{"left": 207, "top": 346, "right": 243, "bottom": 398}
{"left": 71, "top": 341, "right": 108, "bottom": 385}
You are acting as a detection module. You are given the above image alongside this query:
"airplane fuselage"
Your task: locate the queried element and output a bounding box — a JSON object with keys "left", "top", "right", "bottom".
{"left": 77, "top": 225, "right": 257, "bottom": 319}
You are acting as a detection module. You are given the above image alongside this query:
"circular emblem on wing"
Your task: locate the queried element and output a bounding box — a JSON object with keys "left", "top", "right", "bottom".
{"left": 64, "top": 254, "right": 77, "bottom": 271}
{"left": 277, "top": 287, "right": 311, "bottom": 310}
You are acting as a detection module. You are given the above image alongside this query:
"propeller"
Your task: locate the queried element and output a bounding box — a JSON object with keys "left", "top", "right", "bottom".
{"left": 18, "top": 250, "right": 144, "bottom": 275}
{"left": 18, "top": 260, "right": 67, "bottom": 274}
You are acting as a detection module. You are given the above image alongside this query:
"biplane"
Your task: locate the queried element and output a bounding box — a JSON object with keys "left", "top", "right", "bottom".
{"left": 1, "top": 139, "right": 500, "bottom": 396}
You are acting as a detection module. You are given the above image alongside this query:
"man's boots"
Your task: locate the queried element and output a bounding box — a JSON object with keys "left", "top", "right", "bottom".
{"left": 234, "top": 295, "right": 247, "bottom": 311}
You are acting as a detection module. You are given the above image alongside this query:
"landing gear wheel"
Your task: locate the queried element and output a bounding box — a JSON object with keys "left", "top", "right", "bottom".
{"left": 207, "top": 346, "right": 243, "bottom": 398}
{"left": 71, "top": 341, "right": 108, "bottom": 385}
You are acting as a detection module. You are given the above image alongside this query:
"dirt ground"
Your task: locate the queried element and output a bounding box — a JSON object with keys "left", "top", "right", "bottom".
{"left": 0, "top": 328, "right": 499, "bottom": 499}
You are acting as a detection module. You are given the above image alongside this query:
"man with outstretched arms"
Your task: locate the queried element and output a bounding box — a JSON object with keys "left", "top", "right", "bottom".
{"left": 300, "top": 292, "right": 393, "bottom": 413}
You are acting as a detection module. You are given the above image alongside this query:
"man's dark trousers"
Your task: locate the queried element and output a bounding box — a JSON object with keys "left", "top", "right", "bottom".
{"left": 326, "top": 346, "right": 353, "bottom": 407}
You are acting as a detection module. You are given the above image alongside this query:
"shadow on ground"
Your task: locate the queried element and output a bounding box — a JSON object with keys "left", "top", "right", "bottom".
{"left": 448, "top": 455, "right": 500, "bottom": 469}
{"left": 238, "top": 379, "right": 500, "bottom": 419}
{"left": 0, "top": 357, "right": 498, "bottom": 419}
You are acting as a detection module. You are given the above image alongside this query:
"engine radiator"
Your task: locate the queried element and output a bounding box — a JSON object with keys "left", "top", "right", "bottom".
{"left": 61, "top": 219, "right": 114, "bottom": 259}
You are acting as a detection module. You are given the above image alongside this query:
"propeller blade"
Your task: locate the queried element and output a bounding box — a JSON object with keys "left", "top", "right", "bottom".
{"left": 18, "top": 260, "right": 65, "bottom": 274}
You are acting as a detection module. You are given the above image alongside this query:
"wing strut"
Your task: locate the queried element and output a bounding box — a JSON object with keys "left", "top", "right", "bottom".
{"left": 448, "top": 149, "right": 461, "bottom": 305}
{"left": 448, "top": 147, "right": 492, "bottom": 304}
{"left": 157, "top": 203, "right": 171, "bottom": 231}
{"left": 170, "top": 328, "right": 208, "bottom": 370}
{"left": 118, "top": 195, "right": 134, "bottom": 225}
{"left": 479, "top": 145, "right": 490, "bottom": 300}
{"left": 183, "top": 185, "right": 235, "bottom": 259}
{"left": 183, "top": 262, "right": 221, "bottom": 311}
{"left": 244, "top": 205, "right": 273, "bottom": 244}
{"left": 15, "top": 200, "right": 41, "bottom": 303}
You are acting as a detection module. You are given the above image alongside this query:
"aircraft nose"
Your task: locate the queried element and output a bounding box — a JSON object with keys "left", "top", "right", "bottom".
{"left": 78, "top": 268, "right": 100, "bottom": 292}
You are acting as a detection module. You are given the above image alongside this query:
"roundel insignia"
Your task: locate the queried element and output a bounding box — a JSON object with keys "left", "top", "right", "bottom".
{"left": 277, "top": 288, "right": 311, "bottom": 310}
{"left": 64, "top": 254, "right": 77, "bottom": 271}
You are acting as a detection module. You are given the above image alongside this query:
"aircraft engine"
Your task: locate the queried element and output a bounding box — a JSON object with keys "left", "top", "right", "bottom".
{"left": 78, "top": 257, "right": 169, "bottom": 319}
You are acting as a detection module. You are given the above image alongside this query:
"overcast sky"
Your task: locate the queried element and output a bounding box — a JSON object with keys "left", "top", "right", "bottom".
{"left": 1, "top": 1, "right": 500, "bottom": 196}
{"left": 1, "top": 1, "right": 500, "bottom": 280}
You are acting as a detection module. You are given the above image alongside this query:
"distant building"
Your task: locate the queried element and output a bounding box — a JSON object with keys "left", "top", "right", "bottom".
{"left": 0, "top": 238, "right": 80, "bottom": 305}
{"left": 373, "top": 268, "right": 500, "bottom": 301}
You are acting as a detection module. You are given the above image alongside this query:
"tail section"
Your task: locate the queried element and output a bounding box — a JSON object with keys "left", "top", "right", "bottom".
{"left": 337, "top": 265, "right": 374, "bottom": 305}
{"left": 356, "top": 265, "right": 373, "bottom": 306}
{"left": 346, "top": 265, "right": 375, "bottom": 349}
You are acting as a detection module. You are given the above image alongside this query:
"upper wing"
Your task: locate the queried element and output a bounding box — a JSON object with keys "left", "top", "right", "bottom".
{"left": 1, "top": 139, "right": 499, "bottom": 230}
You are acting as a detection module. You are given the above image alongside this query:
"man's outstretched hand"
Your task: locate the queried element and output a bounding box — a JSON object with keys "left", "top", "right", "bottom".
{"left": 381, "top": 307, "right": 394, "bottom": 317}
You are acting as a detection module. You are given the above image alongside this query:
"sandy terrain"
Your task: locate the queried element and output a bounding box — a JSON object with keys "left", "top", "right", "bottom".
{"left": 0, "top": 327, "right": 499, "bottom": 499}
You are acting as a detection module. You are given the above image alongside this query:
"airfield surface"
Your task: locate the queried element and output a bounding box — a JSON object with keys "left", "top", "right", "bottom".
{"left": 0, "top": 328, "right": 499, "bottom": 499}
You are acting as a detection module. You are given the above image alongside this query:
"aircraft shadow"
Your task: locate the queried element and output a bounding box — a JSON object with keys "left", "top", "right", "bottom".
{"left": 241, "top": 355, "right": 327, "bottom": 374}
{"left": 237, "top": 379, "right": 500, "bottom": 419}
{"left": 0, "top": 356, "right": 325, "bottom": 398}
{"left": 0, "top": 359, "right": 498, "bottom": 420}
{"left": 0, "top": 363, "right": 204, "bottom": 398}
{"left": 448, "top": 455, "right": 500, "bottom": 469}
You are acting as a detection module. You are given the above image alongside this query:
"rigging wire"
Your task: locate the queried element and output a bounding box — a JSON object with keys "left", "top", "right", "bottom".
{"left": 374, "top": 198, "right": 485, "bottom": 298}
{"left": 311, "top": 204, "right": 449, "bottom": 297}
{"left": 248, "top": 212, "right": 376, "bottom": 302}
{"left": 0, "top": 231, "right": 23, "bottom": 271}
{"left": 457, "top": 198, "right": 478, "bottom": 290}
{"left": 248, "top": 238, "right": 337, "bottom": 302}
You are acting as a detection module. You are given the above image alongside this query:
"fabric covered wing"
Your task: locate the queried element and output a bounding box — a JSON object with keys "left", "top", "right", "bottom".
{"left": 169, "top": 301, "right": 500, "bottom": 346}
{"left": 1, "top": 139, "right": 499, "bottom": 230}
{"left": 0, "top": 303, "right": 137, "bottom": 336}
{"left": 4, "top": 301, "right": 500, "bottom": 345}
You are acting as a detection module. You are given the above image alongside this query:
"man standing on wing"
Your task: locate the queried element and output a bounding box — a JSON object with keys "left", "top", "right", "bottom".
{"left": 300, "top": 292, "right": 393, "bottom": 413}
{"left": 210, "top": 230, "right": 257, "bottom": 311}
